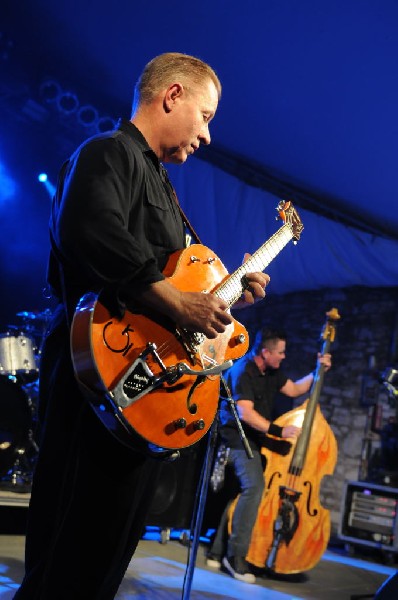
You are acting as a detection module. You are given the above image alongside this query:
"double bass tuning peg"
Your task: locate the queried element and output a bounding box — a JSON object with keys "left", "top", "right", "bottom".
{"left": 321, "top": 307, "right": 341, "bottom": 342}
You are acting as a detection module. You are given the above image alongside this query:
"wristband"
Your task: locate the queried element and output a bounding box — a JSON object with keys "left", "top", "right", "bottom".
{"left": 268, "top": 423, "right": 283, "bottom": 438}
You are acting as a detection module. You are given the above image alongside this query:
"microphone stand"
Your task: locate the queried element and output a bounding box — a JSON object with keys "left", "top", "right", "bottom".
{"left": 181, "top": 415, "right": 218, "bottom": 600}
{"left": 221, "top": 376, "right": 253, "bottom": 461}
{"left": 181, "top": 375, "right": 252, "bottom": 600}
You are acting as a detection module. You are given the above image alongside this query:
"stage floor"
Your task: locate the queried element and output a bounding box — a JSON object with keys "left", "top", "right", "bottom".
{"left": 0, "top": 529, "right": 396, "bottom": 599}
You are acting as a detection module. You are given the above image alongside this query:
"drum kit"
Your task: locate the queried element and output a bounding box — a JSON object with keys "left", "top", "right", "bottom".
{"left": 0, "top": 308, "right": 52, "bottom": 493}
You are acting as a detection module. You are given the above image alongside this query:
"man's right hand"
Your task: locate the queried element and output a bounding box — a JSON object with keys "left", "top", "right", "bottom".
{"left": 139, "top": 279, "right": 233, "bottom": 339}
{"left": 282, "top": 424, "right": 301, "bottom": 439}
{"left": 173, "top": 290, "right": 233, "bottom": 338}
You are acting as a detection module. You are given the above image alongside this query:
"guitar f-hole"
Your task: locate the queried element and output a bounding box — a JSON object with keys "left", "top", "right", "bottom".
{"left": 187, "top": 375, "right": 207, "bottom": 414}
{"left": 103, "top": 321, "right": 134, "bottom": 356}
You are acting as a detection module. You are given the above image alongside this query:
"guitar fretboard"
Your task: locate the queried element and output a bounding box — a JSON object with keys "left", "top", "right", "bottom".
{"left": 215, "top": 223, "right": 293, "bottom": 307}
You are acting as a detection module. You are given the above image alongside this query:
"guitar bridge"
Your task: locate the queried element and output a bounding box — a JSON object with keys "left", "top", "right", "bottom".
{"left": 176, "top": 327, "right": 205, "bottom": 359}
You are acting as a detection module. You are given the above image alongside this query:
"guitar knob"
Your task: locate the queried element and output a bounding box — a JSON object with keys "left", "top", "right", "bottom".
{"left": 235, "top": 333, "right": 246, "bottom": 344}
{"left": 174, "top": 418, "right": 187, "bottom": 429}
{"left": 193, "top": 419, "right": 205, "bottom": 431}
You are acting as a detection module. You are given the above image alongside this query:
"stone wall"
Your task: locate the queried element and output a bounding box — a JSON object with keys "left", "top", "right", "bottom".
{"left": 235, "top": 285, "right": 398, "bottom": 535}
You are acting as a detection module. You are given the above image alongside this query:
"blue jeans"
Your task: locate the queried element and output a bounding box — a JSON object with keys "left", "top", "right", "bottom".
{"left": 210, "top": 447, "right": 264, "bottom": 559}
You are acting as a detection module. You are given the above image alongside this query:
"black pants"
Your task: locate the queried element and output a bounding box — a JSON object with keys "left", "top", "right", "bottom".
{"left": 13, "top": 312, "right": 160, "bottom": 599}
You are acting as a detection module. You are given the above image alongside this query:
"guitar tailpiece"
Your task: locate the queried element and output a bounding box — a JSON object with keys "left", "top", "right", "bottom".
{"left": 111, "top": 346, "right": 232, "bottom": 411}
{"left": 111, "top": 342, "right": 176, "bottom": 409}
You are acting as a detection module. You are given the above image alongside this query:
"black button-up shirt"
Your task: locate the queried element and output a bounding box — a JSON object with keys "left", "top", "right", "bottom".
{"left": 48, "top": 119, "right": 186, "bottom": 314}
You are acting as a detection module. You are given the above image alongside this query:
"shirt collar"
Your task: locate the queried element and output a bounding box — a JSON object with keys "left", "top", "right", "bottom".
{"left": 116, "top": 118, "right": 162, "bottom": 172}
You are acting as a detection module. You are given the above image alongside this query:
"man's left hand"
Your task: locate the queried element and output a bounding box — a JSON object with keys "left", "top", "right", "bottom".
{"left": 318, "top": 352, "right": 332, "bottom": 372}
{"left": 234, "top": 253, "right": 270, "bottom": 308}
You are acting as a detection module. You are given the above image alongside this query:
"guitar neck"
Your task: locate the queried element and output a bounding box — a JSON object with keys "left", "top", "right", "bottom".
{"left": 215, "top": 222, "right": 293, "bottom": 307}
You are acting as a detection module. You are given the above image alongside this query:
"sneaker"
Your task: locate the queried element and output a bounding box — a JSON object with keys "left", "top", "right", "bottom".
{"left": 222, "top": 555, "right": 256, "bottom": 584}
{"left": 206, "top": 553, "right": 222, "bottom": 568}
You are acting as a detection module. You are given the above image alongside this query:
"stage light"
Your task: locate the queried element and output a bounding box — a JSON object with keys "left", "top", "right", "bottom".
{"left": 97, "top": 116, "right": 116, "bottom": 133}
{"left": 77, "top": 105, "right": 98, "bottom": 127}
{"left": 0, "top": 159, "right": 17, "bottom": 204}
{"left": 57, "top": 91, "right": 79, "bottom": 115}
{"left": 38, "top": 173, "right": 56, "bottom": 199}
{"left": 39, "top": 80, "right": 61, "bottom": 103}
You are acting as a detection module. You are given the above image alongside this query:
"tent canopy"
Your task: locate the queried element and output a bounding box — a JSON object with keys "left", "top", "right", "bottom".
{"left": 1, "top": 0, "right": 397, "bottom": 324}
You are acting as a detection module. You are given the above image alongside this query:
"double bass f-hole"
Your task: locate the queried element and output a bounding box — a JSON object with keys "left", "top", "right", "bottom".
{"left": 268, "top": 470, "right": 282, "bottom": 489}
{"left": 303, "top": 480, "right": 318, "bottom": 517}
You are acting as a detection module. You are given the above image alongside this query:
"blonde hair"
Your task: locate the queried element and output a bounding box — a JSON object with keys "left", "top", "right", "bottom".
{"left": 132, "top": 52, "right": 221, "bottom": 112}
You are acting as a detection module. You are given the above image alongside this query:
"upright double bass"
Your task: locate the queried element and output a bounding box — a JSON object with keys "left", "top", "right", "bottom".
{"left": 229, "top": 308, "right": 340, "bottom": 574}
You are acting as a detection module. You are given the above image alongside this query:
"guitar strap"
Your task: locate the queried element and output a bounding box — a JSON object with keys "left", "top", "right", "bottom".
{"left": 176, "top": 201, "right": 203, "bottom": 246}
{"left": 160, "top": 163, "right": 202, "bottom": 245}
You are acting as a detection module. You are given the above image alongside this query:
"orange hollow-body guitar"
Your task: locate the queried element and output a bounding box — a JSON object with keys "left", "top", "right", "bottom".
{"left": 71, "top": 201, "right": 303, "bottom": 453}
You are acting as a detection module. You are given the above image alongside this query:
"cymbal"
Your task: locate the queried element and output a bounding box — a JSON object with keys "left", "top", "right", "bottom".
{"left": 16, "top": 309, "right": 52, "bottom": 321}
{"left": 16, "top": 311, "right": 37, "bottom": 320}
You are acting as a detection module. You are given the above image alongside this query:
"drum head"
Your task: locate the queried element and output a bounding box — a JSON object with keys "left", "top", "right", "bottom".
{"left": 0, "top": 377, "right": 32, "bottom": 477}
{"left": 0, "top": 332, "right": 39, "bottom": 383}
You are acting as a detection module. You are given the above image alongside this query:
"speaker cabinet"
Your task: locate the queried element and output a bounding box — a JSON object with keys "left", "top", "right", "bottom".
{"left": 146, "top": 443, "right": 205, "bottom": 529}
{"left": 338, "top": 480, "right": 398, "bottom": 552}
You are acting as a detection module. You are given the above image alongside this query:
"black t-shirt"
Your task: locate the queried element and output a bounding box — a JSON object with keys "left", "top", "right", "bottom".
{"left": 219, "top": 354, "right": 288, "bottom": 450}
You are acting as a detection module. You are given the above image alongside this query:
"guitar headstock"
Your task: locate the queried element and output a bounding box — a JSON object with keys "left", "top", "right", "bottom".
{"left": 276, "top": 200, "right": 304, "bottom": 242}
